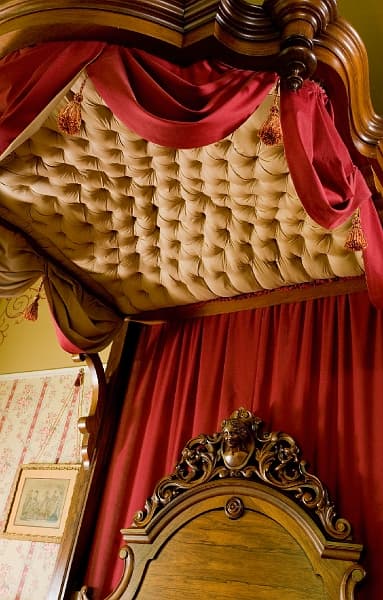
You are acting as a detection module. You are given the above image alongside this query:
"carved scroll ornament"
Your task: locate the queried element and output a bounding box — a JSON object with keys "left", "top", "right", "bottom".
{"left": 134, "top": 407, "right": 352, "bottom": 541}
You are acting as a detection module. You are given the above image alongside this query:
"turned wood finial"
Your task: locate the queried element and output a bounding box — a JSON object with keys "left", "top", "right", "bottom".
{"left": 265, "top": 0, "right": 338, "bottom": 89}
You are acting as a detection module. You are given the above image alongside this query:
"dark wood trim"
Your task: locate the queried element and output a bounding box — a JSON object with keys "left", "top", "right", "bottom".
{"left": 129, "top": 275, "right": 368, "bottom": 323}
{"left": 314, "top": 18, "right": 383, "bottom": 159}
{"left": 48, "top": 321, "right": 142, "bottom": 600}
{"left": 0, "top": 1, "right": 382, "bottom": 181}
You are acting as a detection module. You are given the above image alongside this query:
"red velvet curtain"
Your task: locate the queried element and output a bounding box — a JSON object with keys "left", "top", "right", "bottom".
{"left": 85, "top": 291, "right": 383, "bottom": 600}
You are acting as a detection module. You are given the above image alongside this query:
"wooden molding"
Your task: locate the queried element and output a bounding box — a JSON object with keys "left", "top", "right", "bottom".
{"left": 76, "top": 353, "right": 106, "bottom": 469}
{"left": 50, "top": 322, "right": 141, "bottom": 600}
{"left": 130, "top": 276, "right": 368, "bottom": 324}
{"left": 0, "top": 1, "right": 382, "bottom": 179}
{"left": 315, "top": 18, "right": 383, "bottom": 161}
{"left": 47, "top": 352, "right": 106, "bottom": 600}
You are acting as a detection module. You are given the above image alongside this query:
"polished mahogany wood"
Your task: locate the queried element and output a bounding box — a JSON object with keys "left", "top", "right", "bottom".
{"left": 2, "top": 4, "right": 377, "bottom": 598}
{"left": 99, "top": 409, "right": 365, "bottom": 600}
{"left": 49, "top": 322, "right": 141, "bottom": 600}
{"left": 0, "top": 1, "right": 382, "bottom": 180}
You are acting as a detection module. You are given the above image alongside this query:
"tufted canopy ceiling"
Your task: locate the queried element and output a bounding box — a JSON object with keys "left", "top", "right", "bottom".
{"left": 0, "top": 76, "right": 364, "bottom": 316}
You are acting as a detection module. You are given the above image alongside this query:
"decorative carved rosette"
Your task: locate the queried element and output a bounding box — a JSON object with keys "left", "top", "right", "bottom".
{"left": 224, "top": 496, "right": 244, "bottom": 520}
{"left": 133, "top": 408, "right": 352, "bottom": 540}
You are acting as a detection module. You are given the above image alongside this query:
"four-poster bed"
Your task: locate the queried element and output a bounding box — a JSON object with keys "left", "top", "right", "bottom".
{"left": 0, "top": 1, "right": 382, "bottom": 599}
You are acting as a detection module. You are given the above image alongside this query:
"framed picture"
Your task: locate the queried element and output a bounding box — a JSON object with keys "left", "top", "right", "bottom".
{"left": 2, "top": 463, "right": 81, "bottom": 542}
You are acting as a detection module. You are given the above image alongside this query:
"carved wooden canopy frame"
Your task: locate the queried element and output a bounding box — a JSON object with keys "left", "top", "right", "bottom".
{"left": 89, "top": 409, "right": 365, "bottom": 600}
{"left": 0, "top": 0, "right": 383, "bottom": 180}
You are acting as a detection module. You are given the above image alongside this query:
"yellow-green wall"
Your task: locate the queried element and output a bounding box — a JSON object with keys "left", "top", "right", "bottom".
{"left": 0, "top": 293, "right": 110, "bottom": 374}
{"left": 339, "top": 0, "right": 383, "bottom": 115}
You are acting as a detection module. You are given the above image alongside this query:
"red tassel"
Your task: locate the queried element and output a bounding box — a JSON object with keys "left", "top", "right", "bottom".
{"left": 23, "top": 280, "right": 44, "bottom": 322}
{"left": 57, "top": 77, "right": 87, "bottom": 136}
{"left": 344, "top": 208, "right": 368, "bottom": 251}
{"left": 259, "top": 86, "right": 283, "bottom": 146}
{"left": 74, "top": 369, "right": 84, "bottom": 387}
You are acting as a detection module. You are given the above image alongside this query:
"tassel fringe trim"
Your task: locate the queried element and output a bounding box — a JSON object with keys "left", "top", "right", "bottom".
{"left": 57, "top": 77, "right": 87, "bottom": 136}
{"left": 344, "top": 208, "right": 368, "bottom": 251}
{"left": 259, "top": 83, "right": 283, "bottom": 146}
{"left": 23, "top": 279, "right": 44, "bottom": 322}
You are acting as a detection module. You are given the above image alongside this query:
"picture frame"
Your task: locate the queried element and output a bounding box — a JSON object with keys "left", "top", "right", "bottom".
{"left": 1, "top": 463, "right": 81, "bottom": 542}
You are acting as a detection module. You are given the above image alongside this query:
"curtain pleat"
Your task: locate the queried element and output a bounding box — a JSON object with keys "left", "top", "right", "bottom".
{"left": 85, "top": 291, "right": 383, "bottom": 599}
{"left": 281, "top": 80, "right": 383, "bottom": 307}
{"left": 0, "top": 42, "right": 276, "bottom": 157}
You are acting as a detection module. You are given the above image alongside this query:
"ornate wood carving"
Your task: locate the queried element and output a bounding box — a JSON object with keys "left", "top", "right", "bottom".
{"left": 101, "top": 408, "right": 365, "bottom": 600}
{"left": 0, "top": 0, "right": 382, "bottom": 175}
{"left": 134, "top": 408, "right": 351, "bottom": 541}
{"left": 264, "top": 0, "right": 336, "bottom": 90}
{"left": 224, "top": 495, "right": 244, "bottom": 519}
{"left": 76, "top": 352, "right": 106, "bottom": 468}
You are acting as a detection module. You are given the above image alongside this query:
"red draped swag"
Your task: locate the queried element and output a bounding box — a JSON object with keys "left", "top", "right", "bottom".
{"left": 1, "top": 41, "right": 383, "bottom": 328}
{"left": 85, "top": 291, "right": 383, "bottom": 599}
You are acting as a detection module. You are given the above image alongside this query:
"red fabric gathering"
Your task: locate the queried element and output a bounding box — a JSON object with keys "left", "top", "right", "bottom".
{"left": 87, "top": 46, "right": 278, "bottom": 147}
{"left": 0, "top": 41, "right": 105, "bottom": 156}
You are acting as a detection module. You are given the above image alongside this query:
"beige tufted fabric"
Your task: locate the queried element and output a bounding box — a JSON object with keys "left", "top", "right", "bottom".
{"left": 0, "top": 76, "right": 364, "bottom": 316}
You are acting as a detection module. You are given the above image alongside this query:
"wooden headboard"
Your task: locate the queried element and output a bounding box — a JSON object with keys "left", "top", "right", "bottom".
{"left": 90, "top": 408, "right": 365, "bottom": 600}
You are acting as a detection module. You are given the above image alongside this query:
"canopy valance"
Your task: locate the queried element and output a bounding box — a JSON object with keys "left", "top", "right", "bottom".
{"left": 0, "top": 42, "right": 381, "bottom": 351}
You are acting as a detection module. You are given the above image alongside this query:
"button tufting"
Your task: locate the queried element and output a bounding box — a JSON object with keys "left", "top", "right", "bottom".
{"left": 0, "top": 75, "right": 364, "bottom": 314}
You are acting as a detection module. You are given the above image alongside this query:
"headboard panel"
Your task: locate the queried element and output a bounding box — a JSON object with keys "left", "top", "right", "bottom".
{"left": 101, "top": 409, "right": 365, "bottom": 600}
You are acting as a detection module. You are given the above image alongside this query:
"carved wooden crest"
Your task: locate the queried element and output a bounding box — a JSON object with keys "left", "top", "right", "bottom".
{"left": 94, "top": 408, "right": 366, "bottom": 600}
{"left": 134, "top": 408, "right": 351, "bottom": 541}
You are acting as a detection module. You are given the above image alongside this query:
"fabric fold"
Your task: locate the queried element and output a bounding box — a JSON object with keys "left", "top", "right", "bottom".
{"left": 43, "top": 265, "right": 123, "bottom": 353}
{"left": 0, "top": 221, "right": 44, "bottom": 295}
{"left": 0, "top": 41, "right": 106, "bottom": 157}
{"left": 87, "top": 46, "right": 277, "bottom": 148}
{"left": 0, "top": 221, "right": 122, "bottom": 352}
{"left": 281, "top": 80, "right": 383, "bottom": 307}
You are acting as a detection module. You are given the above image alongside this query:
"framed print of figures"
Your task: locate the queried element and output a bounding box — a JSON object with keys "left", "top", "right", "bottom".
{"left": 2, "top": 463, "right": 81, "bottom": 542}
